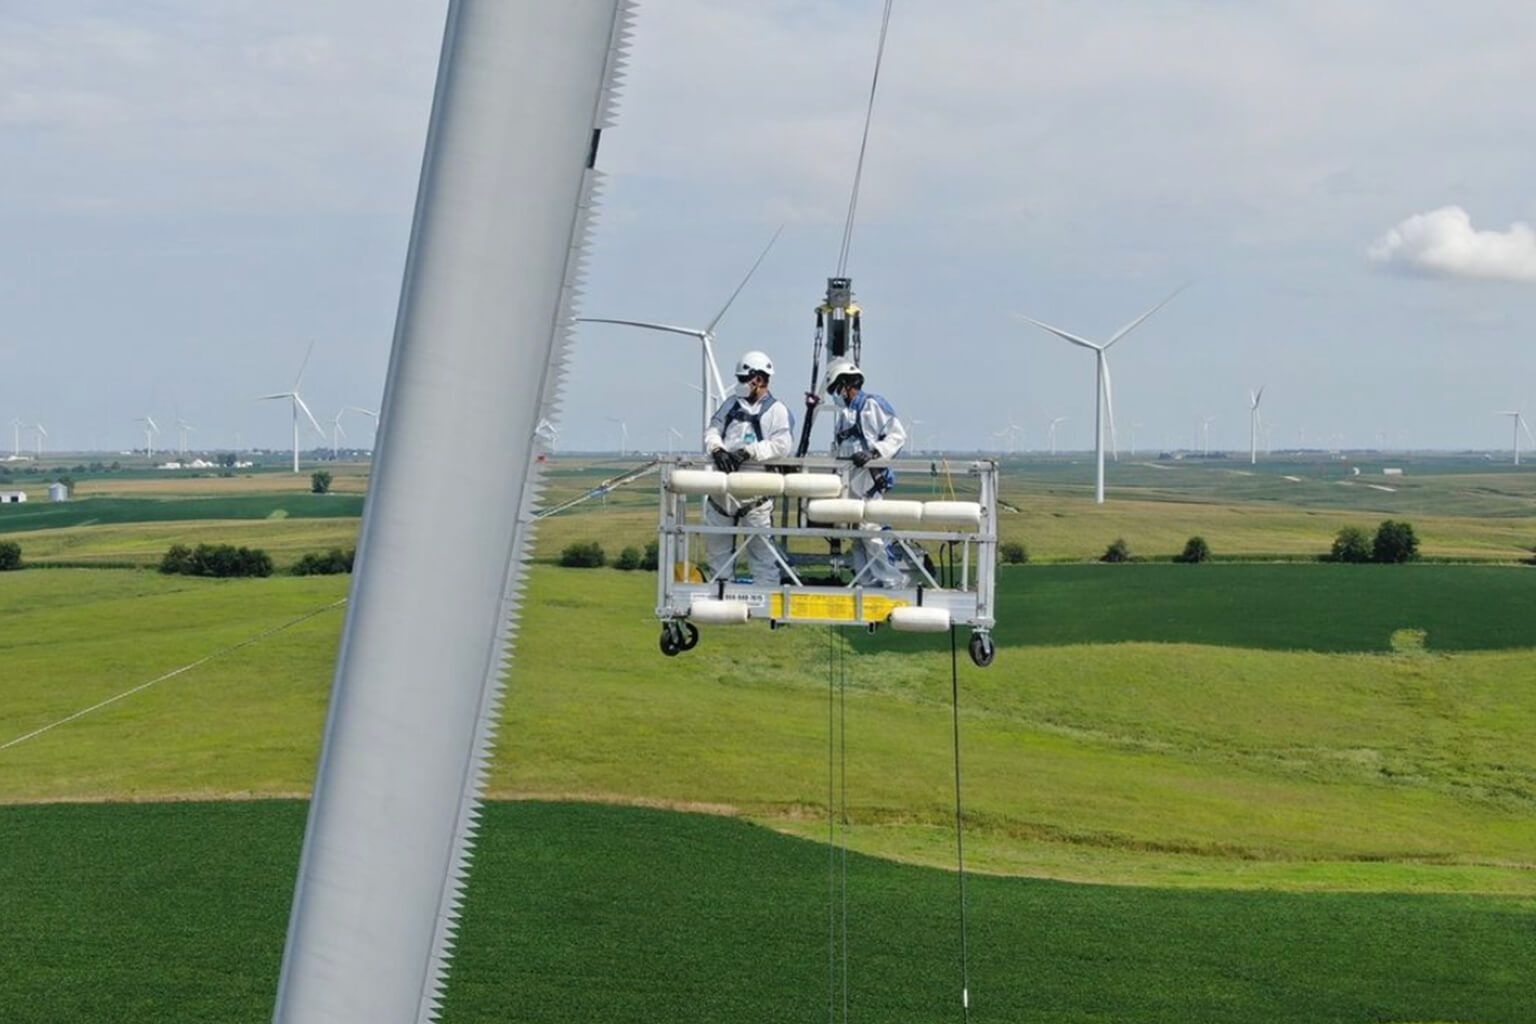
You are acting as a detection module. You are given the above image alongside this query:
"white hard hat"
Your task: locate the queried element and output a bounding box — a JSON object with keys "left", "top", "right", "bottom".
{"left": 736, "top": 350, "right": 774, "bottom": 379}
{"left": 823, "top": 357, "right": 862, "bottom": 393}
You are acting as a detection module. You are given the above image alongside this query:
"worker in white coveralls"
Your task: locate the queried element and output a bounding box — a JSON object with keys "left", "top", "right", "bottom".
{"left": 824, "top": 358, "right": 910, "bottom": 588}
{"left": 702, "top": 350, "right": 794, "bottom": 584}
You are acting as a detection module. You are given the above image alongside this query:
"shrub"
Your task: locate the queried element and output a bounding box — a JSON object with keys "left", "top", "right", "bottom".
{"left": 0, "top": 541, "right": 21, "bottom": 571}
{"left": 292, "top": 548, "right": 356, "bottom": 576}
{"left": 160, "top": 543, "right": 273, "bottom": 578}
{"left": 1175, "top": 536, "right": 1211, "bottom": 563}
{"left": 1373, "top": 519, "right": 1420, "bottom": 563}
{"left": 1000, "top": 541, "right": 1028, "bottom": 565}
{"left": 311, "top": 470, "right": 332, "bottom": 494}
{"left": 641, "top": 540, "right": 659, "bottom": 571}
{"left": 1100, "top": 538, "right": 1132, "bottom": 563}
{"left": 614, "top": 546, "right": 642, "bottom": 571}
{"left": 559, "top": 541, "right": 605, "bottom": 568}
{"left": 1329, "top": 526, "right": 1373, "bottom": 564}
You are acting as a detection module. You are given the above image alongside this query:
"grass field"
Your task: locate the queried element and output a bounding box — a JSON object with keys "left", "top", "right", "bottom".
{"left": 0, "top": 518, "right": 364, "bottom": 568}
{"left": 6, "top": 566, "right": 1536, "bottom": 894}
{"left": 0, "top": 494, "right": 364, "bottom": 534}
{"left": 2, "top": 800, "right": 1531, "bottom": 1024}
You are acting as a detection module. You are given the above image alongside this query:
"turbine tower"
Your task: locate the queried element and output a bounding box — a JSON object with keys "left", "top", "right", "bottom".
{"left": 10, "top": 417, "right": 23, "bottom": 458}
{"left": 1248, "top": 387, "right": 1265, "bottom": 465}
{"left": 578, "top": 226, "right": 782, "bottom": 438}
{"left": 329, "top": 411, "right": 348, "bottom": 458}
{"left": 605, "top": 416, "right": 629, "bottom": 457}
{"left": 1017, "top": 287, "right": 1182, "bottom": 503}
{"left": 1495, "top": 410, "right": 1535, "bottom": 465}
{"left": 177, "top": 418, "right": 195, "bottom": 456}
{"left": 32, "top": 422, "right": 47, "bottom": 458}
{"left": 257, "top": 341, "right": 326, "bottom": 473}
{"left": 1201, "top": 416, "right": 1216, "bottom": 456}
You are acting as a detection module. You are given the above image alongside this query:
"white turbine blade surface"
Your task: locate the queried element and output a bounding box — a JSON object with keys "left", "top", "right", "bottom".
{"left": 1101, "top": 357, "right": 1118, "bottom": 459}
{"left": 145, "top": 415, "right": 159, "bottom": 433}
{"left": 704, "top": 223, "right": 784, "bottom": 334}
{"left": 1523, "top": 416, "right": 1536, "bottom": 446}
{"left": 271, "top": 3, "right": 634, "bottom": 1022}
{"left": 1102, "top": 284, "right": 1187, "bottom": 349}
{"left": 576, "top": 317, "right": 705, "bottom": 338}
{"left": 1253, "top": 385, "right": 1265, "bottom": 408}
{"left": 700, "top": 333, "right": 726, "bottom": 406}
{"left": 257, "top": 393, "right": 293, "bottom": 402}
{"left": 292, "top": 339, "right": 317, "bottom": 391}
{"left": 293, "top": 393, "right": 327, "bottom": 439}
{"left": 1015, "top": 313, "right": 1101, "bottom": 351}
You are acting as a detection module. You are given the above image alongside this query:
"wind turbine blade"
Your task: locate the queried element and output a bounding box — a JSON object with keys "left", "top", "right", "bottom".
{"left": 700, "top": 333, "right": 726, "bottom": 405}
{"left": 1523, "top": 416, "right": 1536, "bottom": 446}
{"left": 1254, "top": 385, "right": 1265, "bottom": 408}
{"left": 293, "top": 394, "right": 326, "bottom": 438}
{"left": 145, "top": 416, "right": 159, "bottom": 433}
{"left": 1102, "top": 284, "right": 1187, "bottom": 349}
{"left": 1014, "top": 313, "right": 1102, "bottom": 351}
{"left": 576, "top": 317, "right": 705, "bottom": 339}
{"left": 292, "top": 339, "right": 317, "bottom": 390}
{"left": 257, "top": 393, "right": 293, "bottom": 402}
{"left": 1101, "top": 357, "right": 1118, "bottom": 460}
{"left": 705, "top": 223, "right": 784, "bottom": 334}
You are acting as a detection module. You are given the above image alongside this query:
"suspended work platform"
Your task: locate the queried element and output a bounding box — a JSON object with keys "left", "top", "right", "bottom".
{"left": 655, "top": 455, "right": 998, "bottom": 666}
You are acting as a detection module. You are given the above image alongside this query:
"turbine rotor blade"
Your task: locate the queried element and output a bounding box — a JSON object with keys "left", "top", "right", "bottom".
{"left": 293, "top": 339, "right": 317, "bottom": 390}
{"left": 257, "top": 393, "right": 293, "bottom": 401}
{"left": 1101, "top": 356, "right": 1118, "bottom": 460}
{"left": 576, "top": 317, "right": 705, "bottom": 339}
{"left": 705, "top": 223, "right": 784, "bottom": 335}
{"left": 1014, "top": 313, "right": 1102, "bottom": 351}
{"left": 293, "top": 393, "right": 326, "bottom": 438}
{"left": 1103, "top": 283, "right": 1189, "bottom": 350}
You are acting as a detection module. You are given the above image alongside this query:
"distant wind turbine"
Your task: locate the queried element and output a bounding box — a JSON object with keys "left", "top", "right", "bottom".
{"left": 1130, "top": 421, "right": 1143, "bottom": 457}
{"left": 666, "top": 426, "right": 683, "bottom": 456}
{"left": 1248, "top": 387, "right": 1265, "bottom": 465}
{"left": 10, "top": 417, "right": 23, "bottom": 459}
{"left": 32, "top": 422, "right": 47, "bottom": 458}
{"left": 1047, "top": 416, "right": 1067, "bottom": 456}
{"left": 1201, "top": 416, "right": 1216, "bottom": 456}
{"left": 1017, "top": 287, "right": 1183, "bottom": 503}
{"left": 1495, "top": 410, "right": 1535, "bottom": 465}
{"left": 177, "top": 418, "right": 195, "bottom": 456}
{"left": 257, "top": 341, "right": 327, "bottom": 473}
{"left": 578, "top": 226, "right": 782, "bottom": 437}
{"left": 138, "top": 415, "right": 160, "bottom": 458}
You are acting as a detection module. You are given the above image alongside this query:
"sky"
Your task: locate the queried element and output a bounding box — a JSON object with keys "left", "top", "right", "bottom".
{"left": 3, "top": 1, "right": 1536, "bottom": 455}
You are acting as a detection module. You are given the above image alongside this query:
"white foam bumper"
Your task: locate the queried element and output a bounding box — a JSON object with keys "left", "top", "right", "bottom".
{"left": 689, "top": 598, "right": 751, "bottom": 624}
{"left": 888, "top": 606, "right": 952, "bottom": 632}
{"left": 806, "top": 498, "right": 866, "bottom": 523}
{"left": 725, "top": 472, "right": 785, "bottom": 498}
{"left": 923, "top": 501, "right": 983, "bottom": 530}
{"left": 782, "top": 473, "right": 845, "bottom": 499}
{"left": 863, "top": 500, "right": 925, "bottom": 527}
{"left": 669, "top": 469, "right": 729, "bottom": 496}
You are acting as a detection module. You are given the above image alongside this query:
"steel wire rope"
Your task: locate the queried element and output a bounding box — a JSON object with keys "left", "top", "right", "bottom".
{"left": 949, "top": 626, "right": 973, "bottom": 1021}
{"left": 835, "top": 0, "right": 898, "bottom": 277}
{"left": 827, "top": 623, "right": 838, "bottom": 1023}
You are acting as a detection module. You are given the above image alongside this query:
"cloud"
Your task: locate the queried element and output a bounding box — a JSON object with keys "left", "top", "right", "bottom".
{"left": 1369, "top": 206, "right": 1536, "bottom": 283}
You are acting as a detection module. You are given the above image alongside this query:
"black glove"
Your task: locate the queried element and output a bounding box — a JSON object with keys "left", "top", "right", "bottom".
{"left": 850, "top": 450, "right": 873, "bottom": 468}
{"left": 711, "top": 448, "right": 735, "bottom": 473}
{"left": 729, "top": 448, "right": 751, "bottom": 470}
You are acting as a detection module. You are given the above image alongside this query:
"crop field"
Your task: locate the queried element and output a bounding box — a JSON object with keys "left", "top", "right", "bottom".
{"left": 3, "top": 456, "right": 1534, "bottom": 1021}
{"left": 4, "top": 800, "right": 1531, "bottom": 1024}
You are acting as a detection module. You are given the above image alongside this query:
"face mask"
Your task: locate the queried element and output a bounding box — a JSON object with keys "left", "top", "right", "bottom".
{"left": 831, "top": 390, "right": 848, "bottom": 410}
{"left": 735, "top": 381, "right": 754, "bottom": 399}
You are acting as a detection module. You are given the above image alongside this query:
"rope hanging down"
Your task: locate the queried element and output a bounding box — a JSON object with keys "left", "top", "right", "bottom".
{"left": 950, "top": 626, "right": 973, "bottom": 1021}
{"left": 827, "top": 625, "right": 851, "bottom": 1022}
{"left": 835, "top": 0, "right": 897, "bottom": 277}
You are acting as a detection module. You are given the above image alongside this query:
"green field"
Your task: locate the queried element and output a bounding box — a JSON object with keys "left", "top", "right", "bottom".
{"left": 4, "top": 800, "right": 1531, "bottom": 1024}
{"left": 4, "top": 453, "right": 1536, "bottom": 1021}
{"left": 0, "top": 494, "right": 364, "bottom": 533}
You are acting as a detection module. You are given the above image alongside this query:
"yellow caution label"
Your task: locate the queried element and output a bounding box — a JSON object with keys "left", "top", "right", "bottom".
{"left": 769, "top": 592, "right": 910, "bottom": 623}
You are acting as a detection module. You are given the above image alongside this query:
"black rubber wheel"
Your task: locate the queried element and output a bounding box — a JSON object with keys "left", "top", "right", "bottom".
{"left": 678, "top": 621, "right": 700, "bottom": 651}
{"left": 659, "top": 626, "right": 681, "bottom": 657}
{"left": 968, "top": 632, "right": 996, "bottom": 668}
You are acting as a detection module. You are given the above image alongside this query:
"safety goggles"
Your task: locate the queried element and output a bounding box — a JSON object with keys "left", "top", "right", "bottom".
{"left": 736, "top": 372, "right": 768, "bottom": 384}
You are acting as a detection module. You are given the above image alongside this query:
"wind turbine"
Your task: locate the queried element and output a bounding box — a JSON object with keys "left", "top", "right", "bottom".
{"left": 577, "top": 227, "right": 781, "bottom": 437}
{"left": 605, "top": 416, "right": 629, "bottom": 457}
{"left": 908, "top": 418, "right": 925, "bottom": 455}
{"left": 177, "top": 418, "right": 195, "bottom": 456}
{"left": 31, "top": 422, "right": 47, "bottom": 458}
{"left": 1130, "top": 421, "right": 1143, "bottom": 457}
{"left": 1248, "top": 387, "right": 1265, "bottom": 465}
{"left": 329, "top": 411, "right": 348, "bottom": 458}
{"left": 1047, "top": 416, "right": 1067, "bottom": 456}
{"left": 1495, "top": 410, "right": 1535, "bottom": 465}
{"left": 1017, "top": 288, "right": 1182, "bottom": 503}
{"left": 1200, "top": 416, "right": 1217, "bottom": 456}
{"left": 257, "top": 342, "right": 327, "bottom": 473}
{"left": 138, "top": 415, "right": 160, "bottom": 458}
{"left": 666, "top": 426, "right": 683, "bottom": 456}
{"left": 10, "top": 417, "right": 23, "bottom": 458}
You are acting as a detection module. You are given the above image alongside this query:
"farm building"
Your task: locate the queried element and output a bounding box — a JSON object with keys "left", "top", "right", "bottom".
{"left": 48, "top": 482, "right": 69, "bottom": 501}
{"left": 0, "top": 490, "right": 26, "bottom": 503}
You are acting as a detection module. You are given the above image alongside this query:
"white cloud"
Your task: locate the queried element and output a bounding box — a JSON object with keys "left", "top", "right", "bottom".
{"left": 1369, "top": 206, "right": 1536, "bottom": 283}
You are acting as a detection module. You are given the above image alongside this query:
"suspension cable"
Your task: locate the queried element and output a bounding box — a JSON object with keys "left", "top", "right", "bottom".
{"left": 949, "top": 626, "right": 972, "bottom": 1020}
{"left": 827, "top": 625, "right": 838, "bottom": 1023}
{"left": 835, "top": 0, "right": 897, "bottom": 277}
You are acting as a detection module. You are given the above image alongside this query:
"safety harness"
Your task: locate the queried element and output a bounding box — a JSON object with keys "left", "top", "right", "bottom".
{"left": 833, "top": 391, "right": 897, "bottom": 497}
{"left": 710, "top": 393, "right": 782, "bottom": 521}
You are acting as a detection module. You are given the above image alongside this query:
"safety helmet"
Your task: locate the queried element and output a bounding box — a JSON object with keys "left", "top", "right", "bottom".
{"left": 823, "top": 357, "right": 863, "bottom": 394}
{"left": 735, "top": 350, "right": 774, "bottom": 381}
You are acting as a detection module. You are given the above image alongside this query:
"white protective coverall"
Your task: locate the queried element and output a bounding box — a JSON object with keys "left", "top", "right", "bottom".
{"left": 830, "top": 389, "right": 910, "bottom": 587}
{"left": 702, "top": 392, "right": 794, "bottom": 583}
